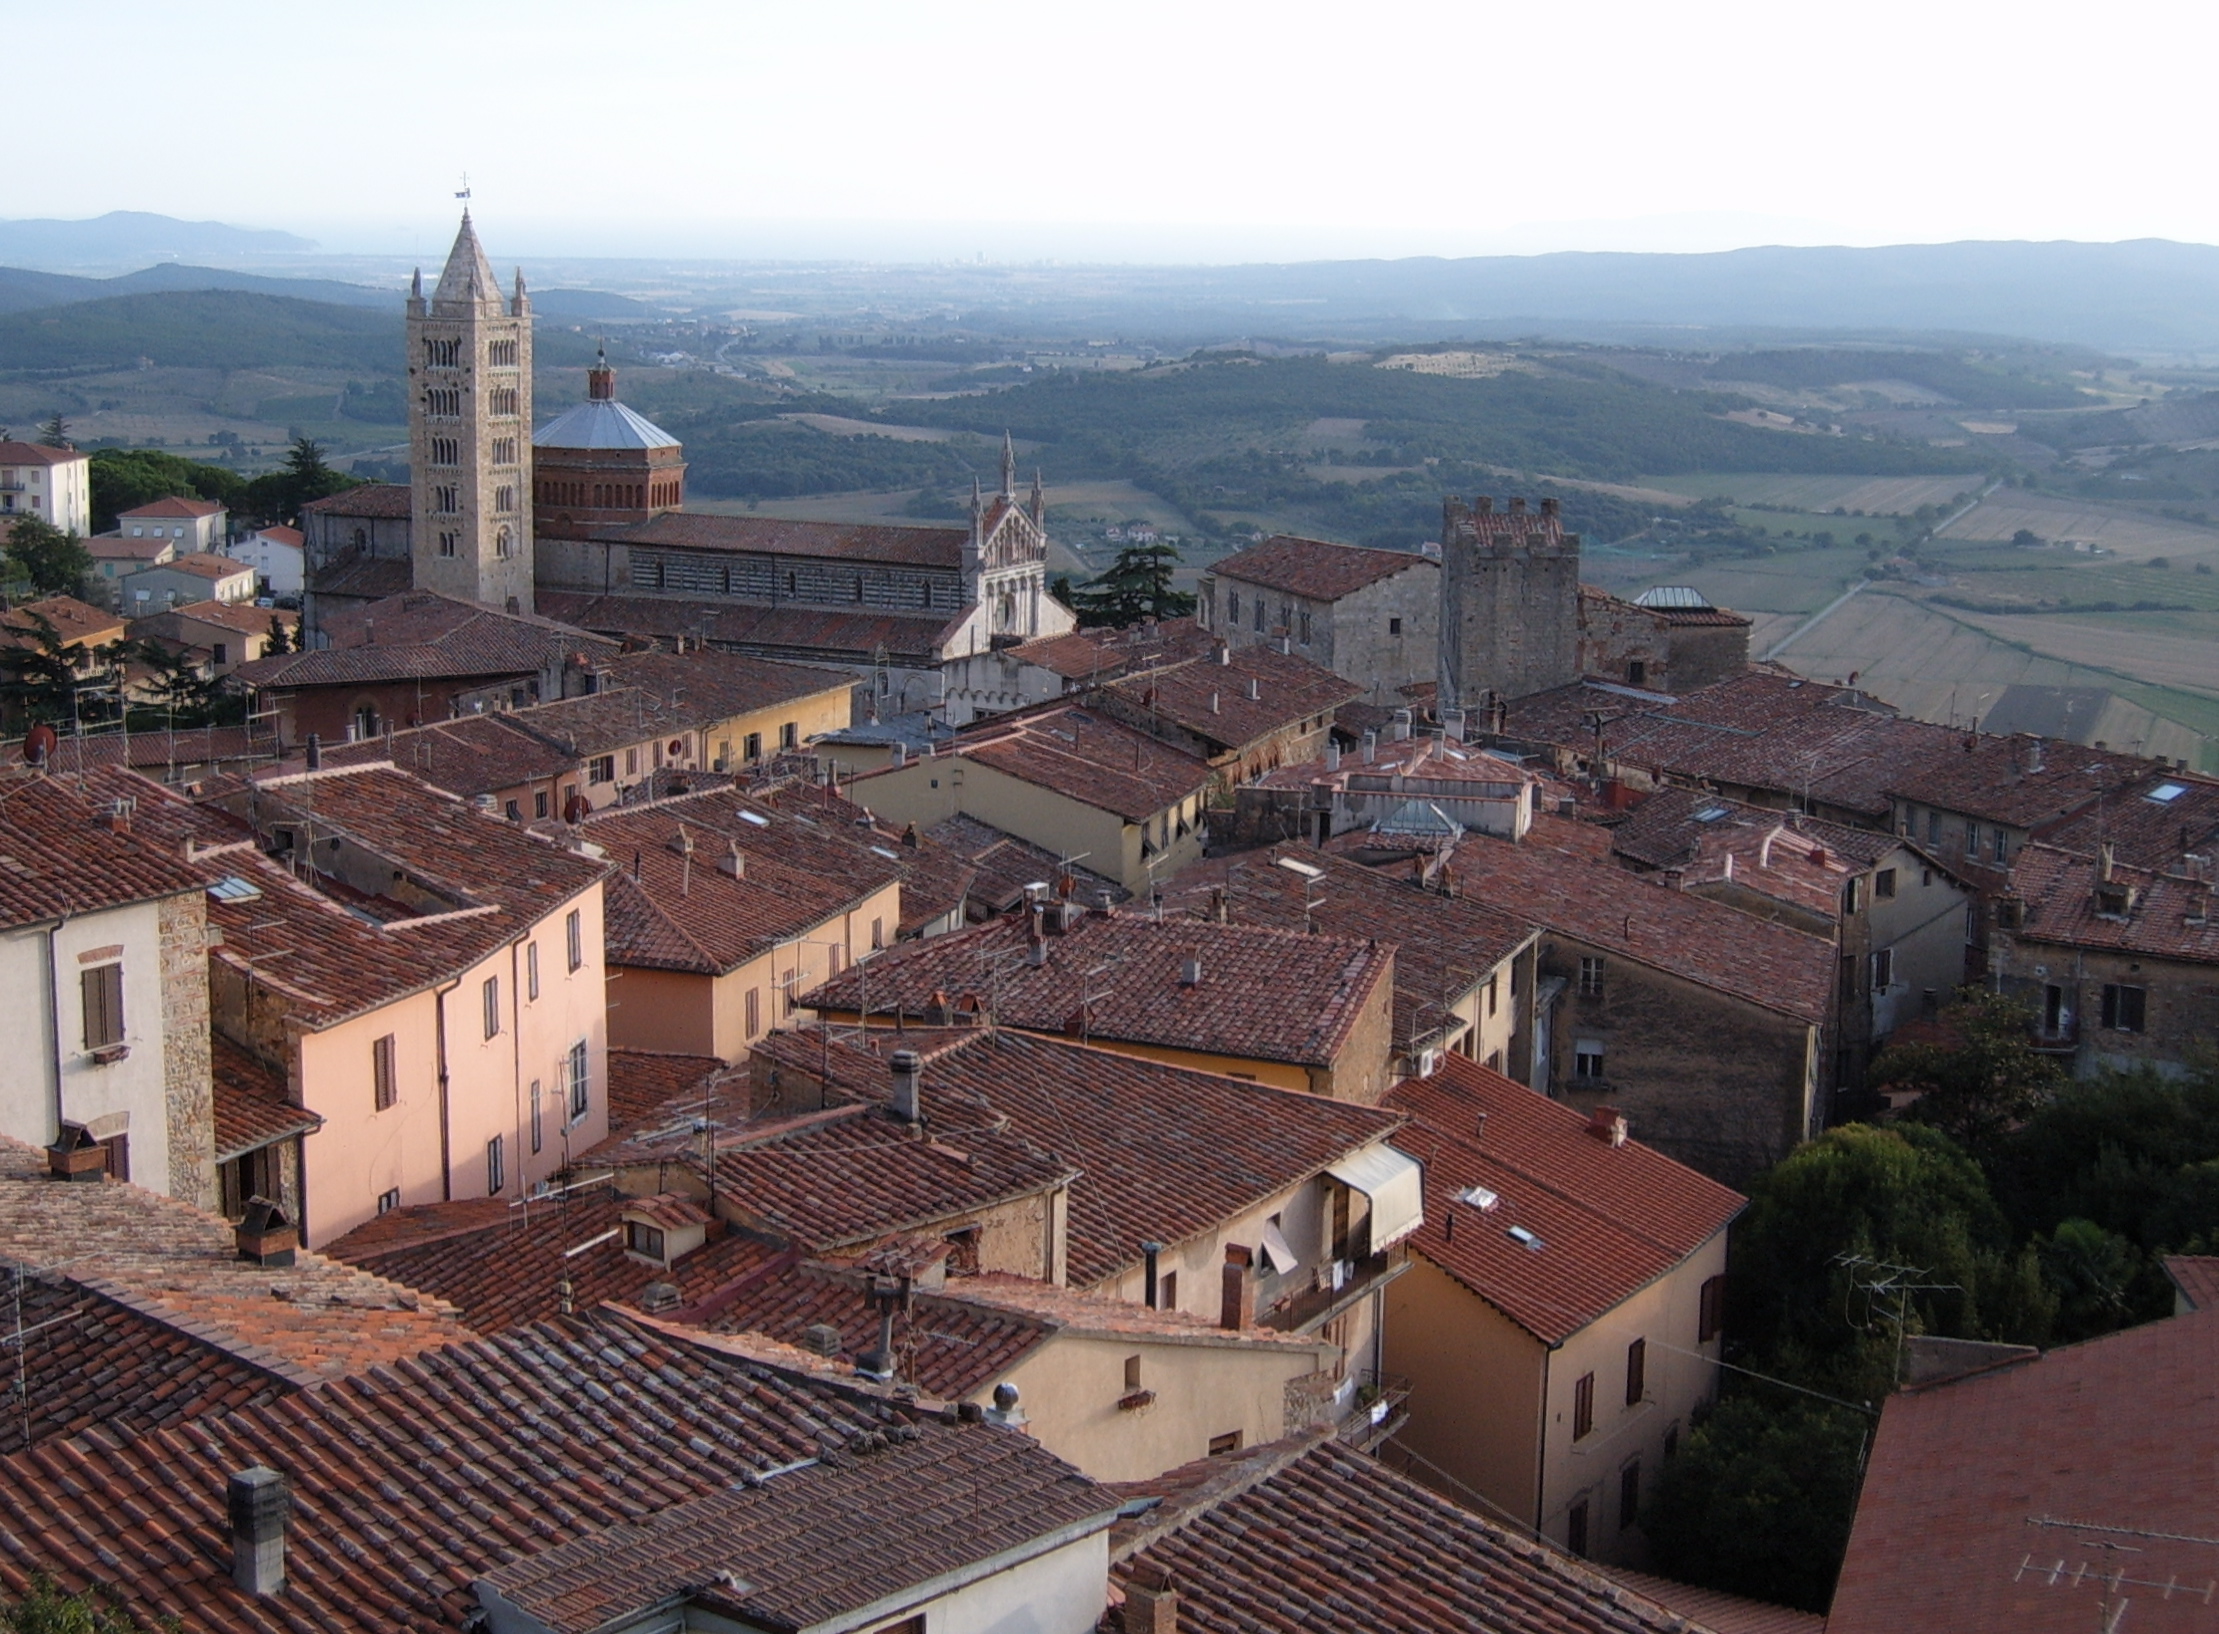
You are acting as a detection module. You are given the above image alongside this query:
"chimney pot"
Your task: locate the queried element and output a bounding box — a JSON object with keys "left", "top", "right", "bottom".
{"left": 235, "top": 1197, "right": 298, "bottom": 1267}
{"left": 1325, "top": 740, "right": 1341, "bottom": 771}
{"left": 1245, "top": 677, "right": 1260, "bottom": 702}
{"left": 1209, "top": 691, "right": 1220, "bottom": 714}
{"left": 1180, "top": 957, "right": 1203, "bottom": 987}
{"left": 2099, "top": 840, "right": 2116, "bottom": 883}
{"left": 891, "top": 742, "right": 908, "bottom": 769}
{"left": 1142, "top": 1240, "right": 1165, "bottom": 1307}
{"left": 1220, "top": 1244, "right": 1255, "bottom": 1331}
{"left": 636, "top": 1281, "right": 682, "bottom": 1313}
{"left": 228, "top": 1466, "right": 289, "bottom": 1598}
{"left": 304, "top": 732, "right": 321, "bottom": 771}
{"left": 889, "top": 1048, "right": 923, "bottom": 1124}
{"left": 1215, "top": 642, "right": 1230, "bottom": 666}
{"left": 1361, "top": 731, "right": 1377, "bottom": 764}
{"left": 801, "top": 1323, "right": 842, "bottom": 1356}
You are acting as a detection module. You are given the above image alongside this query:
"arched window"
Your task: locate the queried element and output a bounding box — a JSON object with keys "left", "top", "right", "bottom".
{"left": 495, "top": 526, "right": 513, "bottom": 559}
{"left": 351, "top": 527, "right": 367, "bottom": 549}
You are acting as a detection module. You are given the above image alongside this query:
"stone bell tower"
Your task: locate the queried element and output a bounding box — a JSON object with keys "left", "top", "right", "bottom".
{"left": 407, "top": 212, "right": 534, "bottom": 614}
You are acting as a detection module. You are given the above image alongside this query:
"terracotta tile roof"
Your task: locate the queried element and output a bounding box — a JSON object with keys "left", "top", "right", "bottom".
{"left": 955, "top": 1271, "right": 1327, "bottom": 1350}
{"left": 1831, "top": 1304, "right": 2219, "bottom": 1634}
{"left": 606, "top": 1048, "right": 723, "bottom": 1135}
{"left": 1105, "top": 642, "right": 1359, "bottom": 752}
{"left": 2164, "top": 1255, "right": 2219, "bottom": 1310}
{"left": 324, "top": 1187, "right": 788, "bottom": 1334}
{"left": 317, "top": 710, "right": 575, "bottom": 795}
{"left": 706, "top": 1098, "right": 1077, "bottom": 1252}
{"left": 149, "top": 551, "right": 252, "bottom": 580}
{"left": 0, "top": 1307, "right": 1016, "bottom": 1634}
{"left": 922, "top": 813, "right": 1127, "bottom": 915}
{"left": 1210, "top": 535, "right": 1432, "bottom": 601}
{"left": 210, "top": 1035, "right": 320, "bottom": 1162}
{"left": 1173, "top": 846, "right": 1537, "bottom": 1051}
{"left": 0, "top": 441, "right": 87, "bottom": 466}
{"left": 18, "top": 724, "right": 277, "bottom": 776}
{"left": 921, "top": 703, "right": 1214, "bottom": 823}
{"left": 2033, "top": 767, "right": 2219, "bottom": 872}
{"left": 750, "top": 1027, "right": 1404, "bottom": 1287}
{"left": 302, "top": 480, "right": 410, "bottom": 518}
{"left": 0, "top": 1276, "right": 295, "bottom": 1455}
{"left": 478, "top": 1416, "right": 1111, "bottom": 1634}
{"left": 121, "top": 495, "right": 223, "bottom": 519}
{"left": 305, "top": 553, "right": 412, "bottom": 600}
{"left": 804, "top": 909, "right": 1394, "bottom": 1069}
{"left": 2004, "top": 842, "right": 2219, "bottom": 963}
{"left": 596, "top": 509, "right": 969, "bottom": 568}
{"left": 249, "top": 524, "right": 304, "bottom": 547}
{"left": 583, "top": 785, "right": 904, "bottom": 974}
{"left": 695, "top": 1260, "right": 1051, "bottom": 1398}
{"left": 1609, "top": 785, "right": 1896, "bottom": 872}
{"left": 236, "top": 589, "right": 611, "bottom": 690}
{"left": 99, "top": 764, "right": 611, "bottom": 1030}
{"left": 0, "top": 1133, "right": 470, "bottom": 1389}
{"left": 1385, "top": 1056, "right": 1743, "bottom": 1343}
{"left": 1501, "top": 671, "right": 1956, "bottom": 821}
{"left": 1438, "top": 820, "right": 1836, "bottom": 1025}
{"left": 1106, "top": 1433, "right": 1690, "bottom": 1634}
{"left": 85, "top": 531, "right": 176, "bottom": 561}
{"left": 535, "top": 588, "right": 961, "bottom": 664}
{"left": 1251, "top": 729, "right": 1538, "bottom": 793}
{"left": 1602, "top": 1569, "right": 1824, "bottom": 1634}
{"left": 744, "top": 778, "right": 984, "bottom": 933}
{"left": 0, "top": 594, "right": 122, "bottom": 648}
{"left": 1887, "top": 732, "right": 2157, "bottom": 829}
{"left": 594, "top": 645, "right": 849, "bottom": 717}
{"left": 0, "top": 767, "right": 207, "bottom": 930}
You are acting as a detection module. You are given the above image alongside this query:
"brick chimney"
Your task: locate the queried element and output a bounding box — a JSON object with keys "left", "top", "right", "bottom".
{"left": 228, "top": 1466, "right": 289, "bottom": 1597}
{"left": 1220, "top": 1244, "right": 1255, "bottom": 1330}
{"left": 1585, "top": 1107, "right": 1629, "bottom": 1147}
{"left": 1124, "top": 1562, "right": 1180, "bottom": 1634}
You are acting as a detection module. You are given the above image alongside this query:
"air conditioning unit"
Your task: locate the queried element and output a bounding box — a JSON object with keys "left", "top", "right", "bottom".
{"left": 1414, "top": 1048, "right": 1441, "bottom": 1078}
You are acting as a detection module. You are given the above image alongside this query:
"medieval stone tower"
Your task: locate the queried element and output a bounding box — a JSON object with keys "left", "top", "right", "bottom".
{"left": 407, "top": 213, "right": 534, "bottom": 614}
{"left": 1438, "top": 495, "right": 1582, "bottom": 711}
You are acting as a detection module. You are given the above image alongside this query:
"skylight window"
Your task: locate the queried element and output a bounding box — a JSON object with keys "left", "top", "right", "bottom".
{"left": 1458, "top": 1184, "right": 1500, "bottom": 1211}
{"left": 1693, "top": 806, "right": 1729, "bottom": 823}
{"left": 1507, "top": 1225, "right": 1546, "bottom": 1251}
{"left": 869, "top": 845, "right": 900, "bottom": 860}
{"left": 1277, "top": 858, "right": 1324, "bottom": 879}
{"left": 2147, "top": 782, "right": 2188, "bottom": 804}
{"left": 737, "top": 810, "right": 770, "bottom": 827}
{"left": 206, "top": 875, "right": 262, "bottom": 901}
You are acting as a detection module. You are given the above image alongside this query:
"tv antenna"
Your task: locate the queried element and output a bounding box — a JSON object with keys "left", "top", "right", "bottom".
{"left": 1834, "top": 1253, "right": 1962, "bottom": 1381}
{"left": 455, "top": 173, "right": 472, "bottom": 202}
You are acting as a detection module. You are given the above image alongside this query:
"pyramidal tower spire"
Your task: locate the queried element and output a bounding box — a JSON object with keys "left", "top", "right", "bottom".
{"left": 999, "top": 429, "right": 1017, "bottom": 498}
{"left": 1028, "top": 467, "right": 1045, "bottom": 526}
{"left": 408, "top": 210, "right": 534, "bottom": 613}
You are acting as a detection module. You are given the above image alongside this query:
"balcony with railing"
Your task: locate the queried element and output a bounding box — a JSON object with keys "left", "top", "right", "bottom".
{"left": 1260, "top": 1246, "right": 1408, "bottom": 1336}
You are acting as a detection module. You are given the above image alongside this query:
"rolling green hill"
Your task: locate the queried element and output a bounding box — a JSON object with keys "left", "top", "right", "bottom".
{"left": 0, "top": 290, "right": 399, "bottom": 373}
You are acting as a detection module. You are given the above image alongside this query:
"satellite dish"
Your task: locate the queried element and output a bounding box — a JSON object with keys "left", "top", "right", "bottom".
{"left": 23, "top": 723, "right": 58, "bottom": 766}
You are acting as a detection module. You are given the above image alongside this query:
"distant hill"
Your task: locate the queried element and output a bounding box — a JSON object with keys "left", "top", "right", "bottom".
{"left": 103, "top": 262, "right": 392, "bottom": 308}
{"left": 0, "top": 289, "right": 397, "bottom": 373}
{"left": 0, "top": 210, "right": 315, "bottom": 268}
{"left": 532, "top": 287, "right": 662, "bottom": 320}
{"left": 0, "top": 265, "right": 103, "bottom": 313}
{"left": 1122, "top": 240, "right": 2219, "bottom": 353}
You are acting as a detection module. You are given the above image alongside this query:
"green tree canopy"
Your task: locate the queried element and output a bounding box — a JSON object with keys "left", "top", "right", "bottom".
{"left": 0, "top": 613, "right": 127, "bottom": 730}
{"left": 1070, "top": 540, "right": 1195, "bottom": 628}
{"left": 1643, "top": 1396, "right": 1870, "bottom": 1612}
{"left": 1732, "top": 1122, "right": 2052, "bottom": 1401}
{"left": 241, "top": 435, "right": 362, "bottom": 523}
{"left": 36, "top": 414, "right": 70, "bottom": 450}
{"left": 87, "top": 448, "right": 242, "bottom": 532}
{"left": 1872, "top": 987, "right": 2065, "bottom": 1157}
{"left": 0, "top": 1573, "right": 149, "bottom": 1633}
{"left": 4, "top": 516, "right": 93, "bottom": 598}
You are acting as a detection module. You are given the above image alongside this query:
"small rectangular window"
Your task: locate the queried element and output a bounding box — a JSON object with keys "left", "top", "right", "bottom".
{"left": 745, "top": 987, "right": 761, "bottom": 1038}
{"left": 486, "top": 1134, "right": 505, "bottom": 1196}
{"left": 1567, "top": 1499, "right": 1590, "bottom": 1558}
{"left": 1124, "top": 1354, "right": 1143, "bottom": 1390}
{"left": 588, "top": 755, "right": 615, "bottom": 785}
{"left": 625, "top": 1220, "right": 666, "bottom": 1260}
{"left": 1993, "top": 828, "right": 2010, "bottom": 864}
{"left": 1388, "top": 616, "right": 1403, "bottom": 636}
{"left": 567, "top": 909, "right": 583, "bottom": 972}
{"left": 1625, "top": 1337, "right": 1647, "bottom": 1405}
{"left": 530, "top": 1081, "right": 543, "bottom": 1153}
{"left": 872, "top": 917, "right": 885, "bottom": 950}
{"left": 1159, "top": 1269, "right": 1178, "bottom": 1310}
{"left": 1925, "top": 809, "right": 1940, "bottom": 844}
{"left": 1699, "top": 1274, "right": 1725, "bottom": 1342}
{"left": 533, "top": 790, "right": 549, "bottom": 820}
{"left": 1575, "top": 1041, "right": 1606, "bottom": 1081}
{"left": 1874, "top": 867, "right": 1897, "bottom": 900}
{"left": 526, "top": 941, "right": 540, "bottom": 1001}
{"left": 80, "top": 963, "right": 124, "bottom": 1050}
{"left": 377, "top": 1187, "right": 401, "bottom": 1215}
{"left": 1841, "top": 877, "right": 1861, "bottom": 916}
{"left": 568, "top": 1039, "right": 590, "bottom": 1119}
{"left": 780, "top": 721, "right": 798, "bottom": 751}
{"left": 1209, "top": 1431, "right": 1243, "bottom": 1457}
{"left": 1578, "top": 956, "right": 1604, "bottom": 998}
{"left": 1620, "top": 1461, "right": 1641, "bottom": 1531}
{"left": 2101, "top": 983, "right": 2146, "bottom": 1034}
{"left": 1486, "top": 972, "right": 1498, "bottom": 1017}
{"left": 373, "top": 1033, "right": 397, "bottom": 1111}
{"left": 744, "top": 731, "right": 762, "bottom": 762}
{"left": 482, "top": 976, "right": 500, "bottom": 1039}
{"left": 1871, "top": 947, "right": 1894, "bottom": 989}
{"left": 1573, "top": 1371, "right": 1595, "bottom": 1439}
{"left": 1964, "top": 822, "right": 1981, "bottom": 859}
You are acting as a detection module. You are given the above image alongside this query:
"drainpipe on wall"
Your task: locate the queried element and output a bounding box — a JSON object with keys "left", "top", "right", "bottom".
{"left": 42, "top": 914, "right": 74, "bottom": 1143}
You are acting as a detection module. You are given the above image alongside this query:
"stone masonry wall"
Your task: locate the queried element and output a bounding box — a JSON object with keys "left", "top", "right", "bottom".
{"left": 159, "top": 892, "right": 215, "bottom": 1211}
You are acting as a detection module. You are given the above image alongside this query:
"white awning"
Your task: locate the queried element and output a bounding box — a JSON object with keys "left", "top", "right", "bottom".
{"left": 1327, "top": 1145, "right": 1425, "bottom": 1252}
{"left": 1258, "top": 1220, "right": 1301, "bottom": 1275}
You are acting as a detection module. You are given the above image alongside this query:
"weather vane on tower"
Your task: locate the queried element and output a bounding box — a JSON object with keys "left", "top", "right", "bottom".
{"left": 455, "top": 173, "right": 472, "bottom": 202}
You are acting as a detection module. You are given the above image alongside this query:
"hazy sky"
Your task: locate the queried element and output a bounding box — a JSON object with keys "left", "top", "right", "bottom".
{"left": 25, "top": 0, "right": 2219, "bottom": 261}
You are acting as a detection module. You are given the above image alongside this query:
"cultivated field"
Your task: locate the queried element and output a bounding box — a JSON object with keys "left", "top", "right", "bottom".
{"left": 1585, "top": 542, "right": 1869, "bottom": 616}
{"left": 1938, "top": 491, "right": 2219, "bottom": 564}
{"left": 1640, "top": 473, "right": 1985, "bottom": 513}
